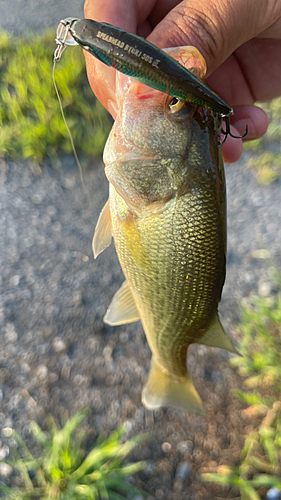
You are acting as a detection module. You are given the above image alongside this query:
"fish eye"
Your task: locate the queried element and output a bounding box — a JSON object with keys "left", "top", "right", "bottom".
{"left": 165, "top": 96, "right": 197, "bottom": 122}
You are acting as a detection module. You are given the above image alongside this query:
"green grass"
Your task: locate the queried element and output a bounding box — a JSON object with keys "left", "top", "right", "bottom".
{"left": 0, "top": 410, "right": 146, "bottom": 500}
{"left": 0, "top": 31, "right": 111, "bottom": 164}
{"left": 202, "top": 402, "right": 281, "bottom": 500}
{"left": 201, "top": 292, "right": 281, "bottom": 499}
{"left": 244, "top": 99, "right": 281, "bottom": 184}
{"left": 230, "top": 294, "right": 281, "bottom": 397}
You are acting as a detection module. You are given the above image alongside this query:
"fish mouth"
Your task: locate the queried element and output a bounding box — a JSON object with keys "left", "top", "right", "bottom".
{"left": 108, "top": 123, "right": 182, "bottom": 165}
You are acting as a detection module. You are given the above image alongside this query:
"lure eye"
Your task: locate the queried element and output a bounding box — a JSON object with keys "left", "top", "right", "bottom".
{"left": 165, "top": 96, "right": 197, "bottom": 122}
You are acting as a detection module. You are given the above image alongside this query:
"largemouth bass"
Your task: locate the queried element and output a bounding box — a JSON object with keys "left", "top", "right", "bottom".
{"left": 93, "top": 46, "right": 237, "bottom": 413}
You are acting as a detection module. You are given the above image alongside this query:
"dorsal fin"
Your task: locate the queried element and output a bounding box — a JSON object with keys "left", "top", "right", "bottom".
{"left": 104, "top": 281, "right": 140, "bottom": 325}
{"left": 92, "top": 200, "right": 112, "bottom": 258}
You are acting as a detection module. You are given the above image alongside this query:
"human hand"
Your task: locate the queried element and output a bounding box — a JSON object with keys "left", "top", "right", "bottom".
{"left": 84, "top": 0, "right": 281, "bottom": 163}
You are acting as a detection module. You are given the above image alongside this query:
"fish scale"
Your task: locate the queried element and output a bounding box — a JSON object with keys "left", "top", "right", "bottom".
{"left": 109, "top": 177, "right": 225, "bottom": 376}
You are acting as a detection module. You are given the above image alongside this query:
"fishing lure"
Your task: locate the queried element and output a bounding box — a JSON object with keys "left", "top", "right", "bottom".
{"left": 54, "top": 17, "right": 247, "bottom": 143}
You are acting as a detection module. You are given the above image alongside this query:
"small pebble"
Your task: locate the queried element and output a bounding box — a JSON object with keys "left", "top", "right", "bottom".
{"left": 9, "top": 438, "right": 17, "bottom": 449}
{"left": 173, "top": 480, "right": 183, "bottom": 493}
{"left": 20, "top": 289, "right": 32, "bottom": 300}
{"left": 73, "top": 374, "right": 89, "bottom": 386}
{"left": 0, "top": 446, "right": 9, "bottom": 460}
{"left": 49, "top": 372, "right": 59, "bottom": 384}
{"left": 4, "top": 418, "right": 12, "bottom": 428}
{"left": 217, "top": 465, "right": 232, "bottom": 476}
{"left": 20, "top": 362, "right": 31, "bottom": 374}
{"left": 37, "top": 343, "right": 47, "bottom": 355}
{"left": 46, "top": 205, "right": 57, "bottom": 217}
{"left": 63, "top": 176, "right": 76, "bottom": 188}
{"left": 258, "top": 281, "right": 273, "bottom": 297}
{"left": 177, "top": 440, "right": 193, "bottom": 454}
{"left": 36, "top": 364, "right": 48, "bottom": 380}
{"left": 119, "top": 331, "right": 129, "bottom": 343}
{"left": 5, "top": 323, "right": 18, "bottom": 343}
{"left": 123, "top": 419, "right": 134, "bottom": 432}
{"left": 267, "top": 487, "right": 281, "bottom": 500}
{"left": 110, "top": 400, "right": 121, "bottom": 413}
{"left": 9, "top": 275, "right": 20, "bottom": 287}
{"left": 31, "top": 193, "right": 45, "bottom": 204}
{"left": 161, "top": 442, "right": 172, "bottom": 453}
{"left": 87, "top": 338, "right": 99, "bottom": 351}
{"left": 103, "top": 346, "right": 113, "bottom": 360}
{"left": 72, "top": 292, "right": 83, "bottom": 306}
{"left": 145, "top": 411, "right": 154, "bottom": 427}
{"left": 0, "top": 463, "right": 13, "bottom": 477}
{"left": 175, "top": 462, "right": 192, "bottom": 481}
{"left": 24, "top": 391, "right": 37, "bottom": 408}
{"left": 2, "top": 428, "right": 13, "bottom": 438}
{"left": 52, "top": 338, "right": 66, "bottom": 353}
{"left": 135, "top": 408, "right": 145, "bottom": 421}
{"left": 41, "top": 215, "right": 51, "bottom": 226}
{"left": 94, "top": 356, "right": 104, "bottom": 367}
{"left": 249, "top": 249, "right": 270, "bottom": 259}
{"left": 61, "top": 365, "right": 71, "bottom": 380}
{"left": 155, "top": 489, "right": 164, "bottom": 499}
{"left": 52, "top": 221, "right": 62, "bottom": 232}
{"left": 143, "top": 462, "right": 157, "bottom": 477}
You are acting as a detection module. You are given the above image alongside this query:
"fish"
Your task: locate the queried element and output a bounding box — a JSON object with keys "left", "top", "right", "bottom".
{"left": 92, "top": 46, "right": 237, "bottom": 413}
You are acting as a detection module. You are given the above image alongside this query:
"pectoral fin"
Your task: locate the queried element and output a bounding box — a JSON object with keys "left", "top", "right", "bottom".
{"left": 196, "top": 313, "right": 239, "bottom": 355}
{"left": 142, "top": 357, "right": 204, "bottom": 413}
{"left": 104, "top": 281, "right": 140, "bottom": 325}
{"left": 92, "top": 200, "right": 112, "bottom": 259}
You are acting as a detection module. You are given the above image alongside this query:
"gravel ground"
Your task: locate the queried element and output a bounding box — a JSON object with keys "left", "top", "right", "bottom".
{"left": 0, "top": 153, "right": 281, "bottom": 499}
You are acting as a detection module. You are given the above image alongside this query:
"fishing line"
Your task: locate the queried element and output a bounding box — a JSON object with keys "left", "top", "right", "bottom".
{"left": 52, "top": 59, "right": 90, "bottom": 203}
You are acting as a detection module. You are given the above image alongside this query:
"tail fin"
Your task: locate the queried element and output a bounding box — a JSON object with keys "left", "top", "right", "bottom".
{"left": 142, "top": 357, "right": 204, "bottom": 413}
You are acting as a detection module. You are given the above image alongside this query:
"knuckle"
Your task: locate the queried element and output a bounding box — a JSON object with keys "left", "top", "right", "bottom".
{"left": 168, "top": 2, "right": 228, "bottom": 69}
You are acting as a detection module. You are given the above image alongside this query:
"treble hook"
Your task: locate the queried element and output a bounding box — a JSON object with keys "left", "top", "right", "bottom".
{"left": 221, "top": 115, "right": 248, "bottom": 145}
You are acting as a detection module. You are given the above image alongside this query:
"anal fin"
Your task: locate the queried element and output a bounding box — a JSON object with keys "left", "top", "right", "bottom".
{"left": 104, "top": 281, "right": 140, "bottom": 325}
{"left": 196, "top": 312, "right": 239, "bottom": 355}
{"left": 92, "top": 200, "right": 112, "bottom": 258}
{"left": 142, "top": 357, "right": 204, "bottom": 413}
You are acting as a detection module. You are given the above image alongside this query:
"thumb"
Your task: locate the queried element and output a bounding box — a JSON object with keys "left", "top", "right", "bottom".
{"left": 147, "top": 0, "right": 281, "bottom": 75}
